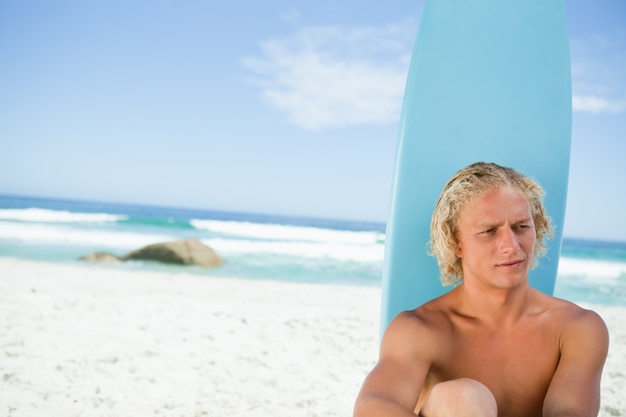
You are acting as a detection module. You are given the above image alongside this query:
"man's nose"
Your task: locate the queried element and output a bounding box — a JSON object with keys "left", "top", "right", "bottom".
{"left": 499, "top": 227, "right": 520, "bottom": 253}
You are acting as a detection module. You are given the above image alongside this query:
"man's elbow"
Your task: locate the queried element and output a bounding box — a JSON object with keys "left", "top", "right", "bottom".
{"left": 354, "top": 394, "right": 415, "bottom": 417}
{"left": 354, "top": 395, "right": 377, "bottom": 417}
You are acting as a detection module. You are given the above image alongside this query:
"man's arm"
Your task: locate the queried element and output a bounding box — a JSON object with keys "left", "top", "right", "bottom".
{"left": 354, "top": 311, "right": 435, "bottom": 417}
{"left": 543, "top": 309, "right": 609, "bottom": 417}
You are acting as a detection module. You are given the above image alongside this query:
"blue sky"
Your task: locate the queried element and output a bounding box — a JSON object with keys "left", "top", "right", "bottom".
{"left": 1, "top": 0, "right": 624, "bottom": 242}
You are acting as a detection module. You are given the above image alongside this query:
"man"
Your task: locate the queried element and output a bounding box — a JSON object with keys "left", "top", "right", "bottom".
{"left": 354, "top": 162, "right": 608, "bottom": 417}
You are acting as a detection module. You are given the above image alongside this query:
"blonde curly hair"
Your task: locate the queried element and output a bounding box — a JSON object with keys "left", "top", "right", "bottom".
{"left": 428, "top": 162, "right": 554, "bottom": 286}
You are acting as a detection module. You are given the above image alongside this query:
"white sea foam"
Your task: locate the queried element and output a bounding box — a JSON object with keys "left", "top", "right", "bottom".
{"left": 203, "top": 238, "right": 384, "bottom": 262}
{"left": 0, "top": 221, "right": 171, "bottom": 249}
{"left": 558, "top": 256, "right": 626, "bottom": 281}
{"left": 191, "top": 219, "right": 384, "bottom": 244}
{"left": 0, "top": 208, "right": 126, "bottom": 223}
{"left": 0, "top": 221, "right": 383, "bottom": 262}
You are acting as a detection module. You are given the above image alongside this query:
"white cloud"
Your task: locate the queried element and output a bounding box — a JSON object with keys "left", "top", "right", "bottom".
{"left": 242, "top": 22, "right": 416, "bottom": 130}
{"left": 244, "top": 17, "right": 626, "bottom": 126}
{"left": 572, "top": 95, "right": 626, "bottom": 114}
{"left": 570, "top": 31, "right": 626, "bottom": 115}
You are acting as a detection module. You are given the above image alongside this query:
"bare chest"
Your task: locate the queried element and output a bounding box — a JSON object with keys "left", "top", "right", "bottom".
{"left": 430, "top": 324, "right": 560, "bottom": 416}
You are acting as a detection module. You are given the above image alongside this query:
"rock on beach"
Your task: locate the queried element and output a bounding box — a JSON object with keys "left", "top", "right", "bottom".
{"left": 81, "top": 239, "right": 224, "bottom": 267}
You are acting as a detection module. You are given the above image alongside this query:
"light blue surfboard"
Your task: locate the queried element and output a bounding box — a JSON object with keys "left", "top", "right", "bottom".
{"left": 381, "top": 0, "right": 572, "bottom": 333}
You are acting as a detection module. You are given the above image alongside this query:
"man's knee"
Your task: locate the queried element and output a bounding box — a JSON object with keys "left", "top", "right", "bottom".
{"left": 420, "top": 378, "right": 497, "bottom": 417}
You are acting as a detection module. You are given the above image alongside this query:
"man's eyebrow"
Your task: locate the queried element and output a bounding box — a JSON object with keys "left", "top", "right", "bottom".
{"left": 475, "top": 221, "right": 500, "bottom": 229}
{"left": 475, "top": 218, "right": 532, "bottom": 229}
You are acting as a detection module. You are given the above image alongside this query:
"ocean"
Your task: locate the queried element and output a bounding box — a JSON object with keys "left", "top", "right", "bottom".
{"left": 1, "top": 194, "right": 625, "bottom": 306}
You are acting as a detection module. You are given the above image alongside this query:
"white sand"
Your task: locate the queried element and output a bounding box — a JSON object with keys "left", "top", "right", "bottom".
{"left": 0, "top": 258, "right": 623, "bottom": 417}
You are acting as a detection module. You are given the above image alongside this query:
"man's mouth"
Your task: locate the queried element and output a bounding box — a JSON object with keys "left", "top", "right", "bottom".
{"left": 497, "top": 259, "right": 524, "bottom": 268}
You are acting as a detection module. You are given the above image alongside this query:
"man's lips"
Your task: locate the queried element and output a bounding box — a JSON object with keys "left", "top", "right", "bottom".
{"left": 496, "top": 259, "right": 525, "bottom": 267}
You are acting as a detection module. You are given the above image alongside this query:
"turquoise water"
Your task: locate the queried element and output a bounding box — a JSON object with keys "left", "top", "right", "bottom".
{"left": 1, "top": 194, "right": 625, "bottom": 306}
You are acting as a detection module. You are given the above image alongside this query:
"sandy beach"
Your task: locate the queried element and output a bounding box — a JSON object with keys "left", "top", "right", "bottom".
{"left": 0, "top": 257, "right": 624, "bottom": 417}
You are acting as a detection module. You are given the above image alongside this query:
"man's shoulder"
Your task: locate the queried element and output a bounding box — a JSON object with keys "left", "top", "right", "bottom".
{"left": 388, "top": 292, "right": 456, "bottom": 337}
{"left": 536, "top": 292, "right": 608, "bottom": 341}
{"left": 557, "top": 301, "right": 608, "bottom": 339}
{"left": 539, "top": 292, "right": 605, "bottom": 322}
{"left": 381, "top": 297, "right": 455, "bottom": 361}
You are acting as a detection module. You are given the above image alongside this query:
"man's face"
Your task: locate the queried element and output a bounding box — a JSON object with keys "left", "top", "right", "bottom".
{"left": 455, "top": 185, "right": 536, "bottom": 290}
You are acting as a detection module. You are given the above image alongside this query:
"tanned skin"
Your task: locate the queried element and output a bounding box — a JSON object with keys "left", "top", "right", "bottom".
{"left": 354, "top": 186, "right": 609, "bottom": 417}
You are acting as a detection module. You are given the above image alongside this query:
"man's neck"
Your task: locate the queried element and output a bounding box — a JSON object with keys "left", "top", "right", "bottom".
{"left": 452, "top": 281, "right": 534, "bottom": 328}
